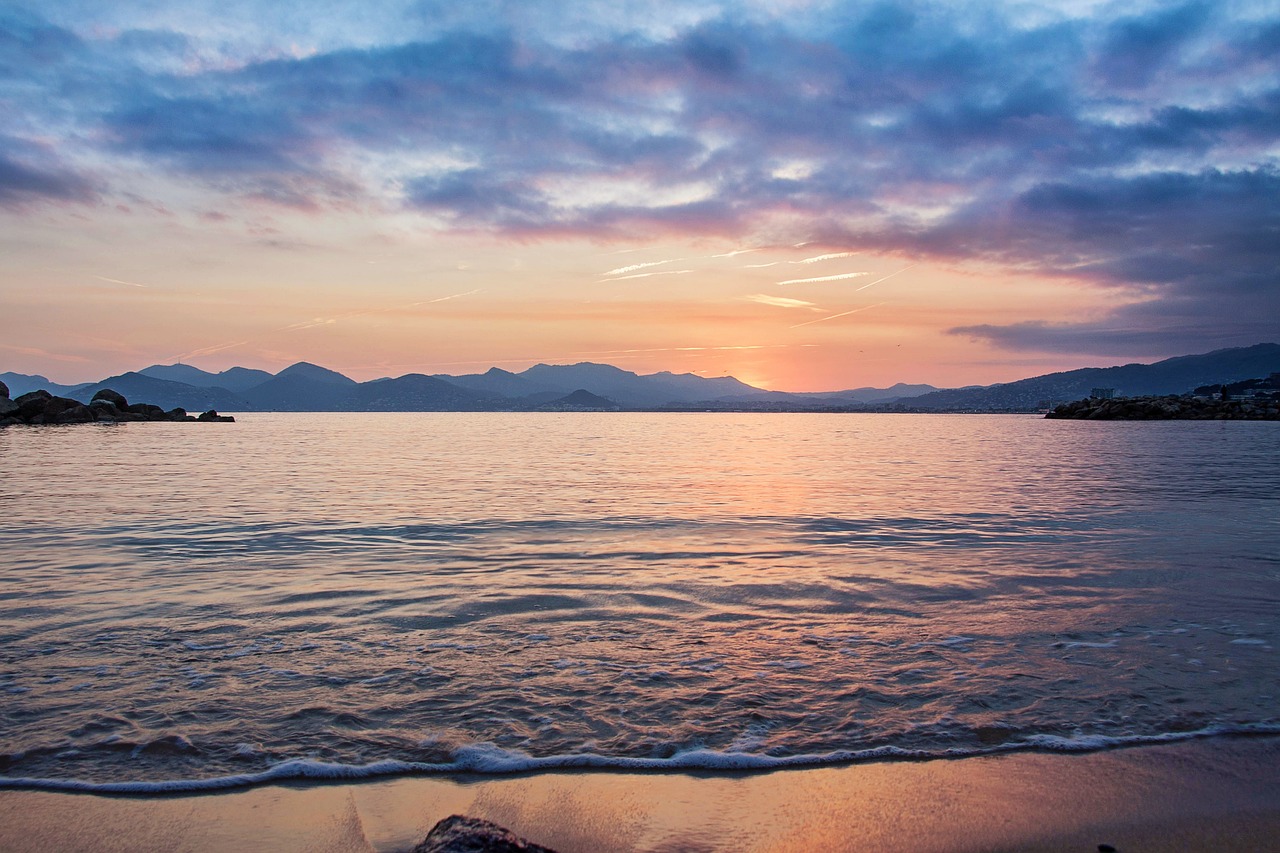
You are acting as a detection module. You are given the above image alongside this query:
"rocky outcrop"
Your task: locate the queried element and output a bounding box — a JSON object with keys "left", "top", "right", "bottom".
{"left": 1046, "top": 394, "right": 1280, "bottom": 420}
{"left": 0, "top": 386, "right": 234, "bottom": 427}
{"left": 412, "top": 815, "right": 558, "bottom": 853}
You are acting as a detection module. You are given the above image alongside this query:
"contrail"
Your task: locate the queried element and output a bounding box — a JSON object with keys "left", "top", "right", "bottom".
{"left": 711, "top": 248, "right": 761, "bottom": 258}
{"left": 599, "top": 270, "right": 692, "bottom": 282}
{"left": 95, "top": 275, "right": 147, "bottom": 288}
{"left": 603, "top": 259, "right": 683, "bottom": 276}
{"left": 746, "top": 294, "right": 821, "bottom": 310}
{"left": 850, "top": 264, "right": 916, "bottom": 293}
{"left": 789, "top": 302, "right": 887, "bottom": 329}
{"left": 744, "top": 262, "right": 779, "bottom": 268}
{"left": 778, "top": 271, "right": 869, "bottom": 285}
{"left": 787, "top": 265, "right": 916, "bottom": 328}
{"left": 792, "top": 251, "right": 861, "bottom": 265}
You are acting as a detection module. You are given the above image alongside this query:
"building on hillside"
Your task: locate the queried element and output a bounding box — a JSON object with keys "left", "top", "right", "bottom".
{"left": 1090, "top": 388, "right": 1116, "bottom": 399}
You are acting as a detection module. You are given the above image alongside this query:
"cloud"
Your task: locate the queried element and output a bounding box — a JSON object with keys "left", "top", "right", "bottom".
{"left": 0, "top": 151, "right": 98, "bottom": 208}
{"left": 2, "top": 2, "right": 1277, "bottom": 354}
{"left": 745, "top": 294, "right": 820, "bottom": 310}
{"left": 777, "top": 272, "right": 868, "bottom": 285}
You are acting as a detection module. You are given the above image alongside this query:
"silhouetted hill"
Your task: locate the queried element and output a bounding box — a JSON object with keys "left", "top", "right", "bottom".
{"left": 903, "top": 344, "right": 1280, "bottom": 411}
{"left": 0, "top": 372, "right": 82, "bottom": 398}
{"left": 535, "top": 389, "right": 621, "bottom": 411}
{"left": 434, "top": 367, "right": 558, "bottom": 399}
{"left": 274, "top": 362, "right": 356, "bottom": 385}
{"left": 239, "top": 362, "right": 358, "bottom": 410}
{"left": 70, "top": 373, "right": 248, "bottom": 412}
{"left": 140, "top": 363, "right": 274, "bottom": 392}
{"left": 9, "top": 343, "right": 1277, "bottom": 413}
{"left": 342, "top": 374, "right": 504, "bottom": 411}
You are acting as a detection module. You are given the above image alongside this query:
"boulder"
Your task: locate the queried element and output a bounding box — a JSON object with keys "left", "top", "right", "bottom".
{"left": 127, "top": 402, "right": 167, "bottom": 419}
{"left": 1, "top": 387, "right": 235, "bottom": 427}
{"left": 92, "top": 388, "right": 129, "bottom": 408}
{"left": 0, "top": 379, "right": 8, "bottom": 398}
{"left": 15, "top": 389, "right": 52, "bottom": 406}
{"left": 412, "top": 815, "right": 558, "bottom": 853}
{"left": 55, "top": 404, "right": 95, "bottom": 424}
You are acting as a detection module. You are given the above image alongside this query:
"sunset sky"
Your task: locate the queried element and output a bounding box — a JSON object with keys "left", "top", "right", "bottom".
{"left": 3, "top": 0, "right": 1277, "bottom": 391}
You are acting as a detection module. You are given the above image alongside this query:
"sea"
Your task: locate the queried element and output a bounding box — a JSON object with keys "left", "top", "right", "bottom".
{"left": 1, "top": 413, "right": 1277, "bottom": 793}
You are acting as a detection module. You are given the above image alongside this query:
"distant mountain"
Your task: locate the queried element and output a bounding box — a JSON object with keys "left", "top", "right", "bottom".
{"left": 830, "top": 382, "right": 939, "bottom": 404}
{"left": 511, "top": 362, "right": 766, "bottom": 407}
{"left": 9, "top": 343, "right": 1277, "bottom": 414}
{"left": 239, "top": 362, "right": 357, "bottom": 410}
{"left": 0, "top": 372, "right": 83, "bottom": 398}
{"left": 70, "top": 372, "right": 247, "bottom": 412}
{"left": 712, "top": 382, "right": 940, "bottom": 407}
{"left": 535, "top": 389, "right": 621, "bottom": 411}
{"left": 140, "top": 363, "right": 274, "bottom": 392}
{"left": 903, "top": 343, "right": 1280, "bottom": 411}
{"left": 274, "top": 361, "right": 356, "bottom": 386}
{"left": 434, "top": 367, "right": 559, "bottom": 399}
{"left": 342, "top": 374, "right": 503, "bottom": 411}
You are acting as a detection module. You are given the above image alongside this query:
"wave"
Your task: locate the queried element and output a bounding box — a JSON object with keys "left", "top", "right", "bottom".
{"left": 3, "top": 722, "right": 1278, "bottom": 795}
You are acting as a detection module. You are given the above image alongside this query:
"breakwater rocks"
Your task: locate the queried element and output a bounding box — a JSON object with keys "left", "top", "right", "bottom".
{"left": 1047, "top": 394, "right": 1280, "bottom": 420}
{"left": 0, "top": 384, "right": 234, "bottom": 426}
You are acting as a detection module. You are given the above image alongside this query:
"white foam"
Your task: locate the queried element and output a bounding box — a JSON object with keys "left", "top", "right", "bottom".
{"left": 4, "top": 725, "right": 1280, "bottom": 796}
{"left": 1230, "top": 638, "right": 1267, "bottom": 646}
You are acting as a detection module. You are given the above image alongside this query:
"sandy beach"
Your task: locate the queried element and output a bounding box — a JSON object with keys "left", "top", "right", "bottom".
{"left": 3, "top": 736, "right": 1278, "bottom": 852}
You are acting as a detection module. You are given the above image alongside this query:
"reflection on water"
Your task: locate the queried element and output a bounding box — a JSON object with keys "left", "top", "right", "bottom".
{"left": 1, "top": 414, "right": 1277, "bottom": 787}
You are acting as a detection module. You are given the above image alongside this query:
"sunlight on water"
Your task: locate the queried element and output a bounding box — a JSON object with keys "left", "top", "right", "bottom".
{"left": 1, "top": 414, "right": 1277, "bottom": 788}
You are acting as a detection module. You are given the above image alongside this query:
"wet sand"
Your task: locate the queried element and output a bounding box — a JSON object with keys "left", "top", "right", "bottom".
{"left": 2, "top": 736, "right": 1277, "bottom": 852}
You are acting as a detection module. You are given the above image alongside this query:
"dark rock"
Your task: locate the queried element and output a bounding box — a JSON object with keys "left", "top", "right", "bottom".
{"left": 1, "top": 387, "right": 233, "bottom": 427}
{"left": 91, "top": 388, "right": 129, "bottom": 408}
{"left": 128, "top": 402, "right": 168, "bottom": 419}
{"left": 0, "top": 379, "right": 8, "bottom": 398}
{"left": 412, "top": 815, "right": 558, "bottom": 853}
{"left": 55, "top": 404, "right": 95, "bottom": 424}
{"left": 15, "top": 389, "right": 52, "bottom": 408}
{"left": 14, "top": 393, "right": 76, "bottom": 421}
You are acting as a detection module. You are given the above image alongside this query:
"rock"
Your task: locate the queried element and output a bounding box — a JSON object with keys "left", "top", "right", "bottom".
{"left": 54, "top": 404, "right": 95, "bottom": 424}
{"left": 15, "top": 389, "right": 52, "bottom": 406}
{"left": 1, "top": 387, "right": 234, "bottom": 427}
{"left": 91, "top": 388, "right": 129, "bottom": 408}
{"left": 411, "top": 815, "right": 558, "bottom": 853}
{"left": 128, "top": 402, "right": 168, "bottom": 419}
{"left": 0, "top": 379, "right": 8, "bottom": 398}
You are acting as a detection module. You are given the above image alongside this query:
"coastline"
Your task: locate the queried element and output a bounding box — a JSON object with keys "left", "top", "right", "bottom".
{"left": 2, "top": 735, "right": 1277, "bottom": 852}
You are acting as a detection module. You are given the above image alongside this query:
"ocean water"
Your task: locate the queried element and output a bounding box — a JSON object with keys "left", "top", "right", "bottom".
{"left": 1, "top": 413, "right": 1277, "bottom": 792}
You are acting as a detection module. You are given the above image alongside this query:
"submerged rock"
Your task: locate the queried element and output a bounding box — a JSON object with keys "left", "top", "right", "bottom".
{"left": 412, "top": 815, "right": 558, "bottom": 853}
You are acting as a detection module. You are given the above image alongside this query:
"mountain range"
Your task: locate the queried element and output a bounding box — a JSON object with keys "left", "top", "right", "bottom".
{"left": 4, "top": 343, "right": 1278, "bottom": 413}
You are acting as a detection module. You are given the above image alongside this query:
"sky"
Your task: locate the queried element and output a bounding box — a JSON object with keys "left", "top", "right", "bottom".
{"left": 2, "top": 0, "right": 1277, "bottom": 392}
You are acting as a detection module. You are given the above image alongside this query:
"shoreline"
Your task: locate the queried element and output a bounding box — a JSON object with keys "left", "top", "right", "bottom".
{"left": 2, "top": 735, "right": 1277, "bottom": 852}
